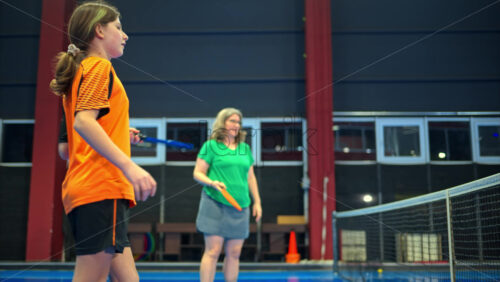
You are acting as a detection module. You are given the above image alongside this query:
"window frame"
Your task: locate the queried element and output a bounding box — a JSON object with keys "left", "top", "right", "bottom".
{"left": 240, "top": 118, "right": 260, "bottom": 166}
{"left": 376, "top": 118, "right": 427, "bottom": 164}
{"left": 471, "top": 118, "right": 500, "bottom": 164}
{"left": 129, "top": 118, "right": 166, "bottom": 165}
{"left": 258, "top": 117, "right": 305, "bottom": 166}
{"left": 426, "top": 117, "right": 473, "bottom": 165}
{"left": 0, "top": 118, "right": 2, "bottom": 165}
{"left": 162, "top": 117, "right": 260, "bottom": 166}
{"left": 0, "top": 119, "right": 35, "bottom": 167}
{"left": 333, "top": 117, "right": 377, "bottom": 165}
{"left": 165, "top": 118, "right": 212, "bottom": 166}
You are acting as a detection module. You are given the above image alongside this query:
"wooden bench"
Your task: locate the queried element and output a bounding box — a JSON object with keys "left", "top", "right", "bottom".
{"left": 261, "top": 223, "right": 307, "bottom": 259}
{"left": 127, "top": 223, "right": 153, "bottom": 259}
{"left": 129, "top": 222, "right": 307, "bottom": 261}
{"left": 156, "top": 223, "right": 198, "bottom": 260}
{"left": 156, "top": 223, "right": 258, "bottom": 261}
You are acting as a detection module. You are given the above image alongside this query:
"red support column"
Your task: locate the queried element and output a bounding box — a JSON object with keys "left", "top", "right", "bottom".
{"left": 26, "top": 0, "right": 75, "bottom": 261}
{"left": 305, "top": 0, "right": 336, "bottom": 260}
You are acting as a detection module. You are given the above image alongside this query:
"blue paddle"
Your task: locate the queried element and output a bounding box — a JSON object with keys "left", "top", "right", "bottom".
{"left": 138, "top": 133, "right": 194, "bottom": 150}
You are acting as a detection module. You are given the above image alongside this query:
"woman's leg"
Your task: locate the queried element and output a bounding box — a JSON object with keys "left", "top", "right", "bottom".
{"left": 223, "top": 239, "right": 244, "bottom": 282}
{"left": 200, "top": 235, "right": 224, "bottom": 282}
{"left": 73, "top": 250, "right": 113, "bottom": 282}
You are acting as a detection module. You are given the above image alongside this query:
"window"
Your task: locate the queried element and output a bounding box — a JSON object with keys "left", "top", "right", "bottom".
{"left": 472, "top": 118, "right": 500, "bottom": 164}
{"left": 0, "top": 120, "right": 34, "bottom": 165}
{"left": 130, "top": 118, "right": 165, "bottom": 165}
{"left": 166, "top": 120, "right": 208, "bottom": 162}
{"left": 428, "top": 120, "right": 471, "bottom": 162}
{"left": 241, "top": 118, "right": 259, "bottom": 164}
{"left": 479, "top": 126, "right": 500, "bottom": 155}
{"left": 384, "top": 126, "right": 420, "bottom": 157}
{"left": 132, "top": 127, "right": 159, "bottom": 157}
{"left": 376, "top": 118, "right": 426, "bottom": 164}
{"left": 333, "top": 120, "right": 376, "bottom": 161}
{"left": 241, "top": 125, "right": 256, "bottom": 152}
{"left": 396, "top": 233, "right": 442, "bottom": 262}
{"left": 260, "top": 119, "right": 303, "bottom": 164}
{"left": 341, "top": 230, "right": 367, "bottom": 262}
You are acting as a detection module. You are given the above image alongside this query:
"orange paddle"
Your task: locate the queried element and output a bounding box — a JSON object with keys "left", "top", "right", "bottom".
{"left": 219, "top": 189, "right": 242, "bottom": 211}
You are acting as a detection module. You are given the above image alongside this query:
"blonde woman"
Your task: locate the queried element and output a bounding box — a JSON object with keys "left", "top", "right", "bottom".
{"left": 193, "top": 108, "right": 262, "bottom": 282}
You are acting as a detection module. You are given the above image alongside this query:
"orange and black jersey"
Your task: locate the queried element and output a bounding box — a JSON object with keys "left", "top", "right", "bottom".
{"left": 62, "top": 56, "right": 136, "bottom": 214}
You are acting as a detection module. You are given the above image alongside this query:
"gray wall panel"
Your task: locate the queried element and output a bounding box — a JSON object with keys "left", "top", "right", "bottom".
{"left": 0, "top": 37, "right": 40, "bottom": 84}
{"left": 333, "top": 81, "right": 500, "bottom": 111}
{"left": 115, "top": 33, "right": 304, "bottom": 81}
{"left": 0, "top": 0, "right": 42, "bottom": 35}
{"left": 116, "top": 0, "right": 303, "bottom": 32}
{"left": 0, "top": 86, "right": 36, "bottom": 118}
{"left": 331, "top": 0, "right": 500, "bottom": 31}
{"left": 125, "top": 81, "right": 305, "bottom": 117}
{"left": 332, "top": 33, "right": 500, "bottom": 80}
{"left": 331, "top": 0, "right": 500, "bottom": 112}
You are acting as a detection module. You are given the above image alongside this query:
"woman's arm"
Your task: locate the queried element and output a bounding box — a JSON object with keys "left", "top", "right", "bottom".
{"left": 248, "top": 166, "right": 262, "bottom": 222}
{"left": 74, "top": 109, "right": 156, "bottom": 201}
{"left": 193, "top": 157, "right": 226, "bottom": 190}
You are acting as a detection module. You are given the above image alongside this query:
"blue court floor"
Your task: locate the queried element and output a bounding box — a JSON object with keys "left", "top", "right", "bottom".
{"left": 2, "top": 262, "right": 499, "bottom": 282}
{"left": 0, "top": 269, "right": 407, "bottom": 281}
{"left": 2, "top": 270, "right": 338, "bottom": 282}
{"left": 2, "top": 269, "right": 499, "bottom": 282}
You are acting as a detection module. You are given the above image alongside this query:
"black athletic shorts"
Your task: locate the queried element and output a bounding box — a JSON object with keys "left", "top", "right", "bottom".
{"left": 67, "top": 199, "right": 131, "bottom": 256}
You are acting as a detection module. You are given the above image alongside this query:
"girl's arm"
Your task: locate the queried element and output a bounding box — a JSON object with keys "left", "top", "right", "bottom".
{"left": 248, "top": 166, "right": 262, "bottom": 222}
{"left": 58, "top": 142, "right": 69, "bottom": 161}
{"left": 193, "top": 157, "right": 226, "bottom": 191}
{"left": 74, "top": 109, "right": 156, "bottom": 201}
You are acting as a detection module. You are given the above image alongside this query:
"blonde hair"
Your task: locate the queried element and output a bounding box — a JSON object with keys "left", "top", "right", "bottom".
{"left": 210, "top": 108, "right": 247, "bottom": 143}
{"left": 49, "top": 1, "right": 120, "bottom": 96}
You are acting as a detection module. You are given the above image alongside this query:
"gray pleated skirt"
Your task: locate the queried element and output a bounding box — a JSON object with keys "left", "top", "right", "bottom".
{"left": 196, "top": 190, "right": 250, "bottom": 239}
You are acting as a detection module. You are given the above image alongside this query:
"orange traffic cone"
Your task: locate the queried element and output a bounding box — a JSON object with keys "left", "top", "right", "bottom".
{"left": 285, "top": 230, "right": 300, "bottom": 263}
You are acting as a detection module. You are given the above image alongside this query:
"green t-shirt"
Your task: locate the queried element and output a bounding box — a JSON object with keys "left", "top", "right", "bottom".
{"left": 198, "top": 139, "right": 254, "bottom": 208}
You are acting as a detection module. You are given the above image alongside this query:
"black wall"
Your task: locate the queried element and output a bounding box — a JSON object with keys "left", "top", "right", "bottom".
{"left": 331, "top": 0, "right": 500, "bottom": 111}
{"left": 112, "top": 0, "right": 306, "bottom": 117}
{"left": 336, "top": 164, "right": 500, "bottom": 212}
{"left": 128, "top": 165, "right": 304, "bottom": 224}
{"left": 0, "top": 167, "right": 31, "bottom": 260}
{"left": 0, "top": 1, "right": 41, "bottom": 118}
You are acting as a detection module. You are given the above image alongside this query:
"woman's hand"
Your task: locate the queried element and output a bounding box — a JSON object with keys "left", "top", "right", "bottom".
{"left": 210, "top": 180, "right": 227, "bottom": 191}
{"left": 252, "top": 202, "right": 262, "bottom": 222}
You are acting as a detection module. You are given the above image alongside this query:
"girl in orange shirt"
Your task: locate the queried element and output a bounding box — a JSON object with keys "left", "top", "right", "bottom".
{"left": 50, "top": 2, "right": 156, "bottom": 281}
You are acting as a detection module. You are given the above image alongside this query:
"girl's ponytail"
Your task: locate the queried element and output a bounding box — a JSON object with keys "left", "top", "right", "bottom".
{"left": 49, "top": 45, "right": 85, "bottom": 96}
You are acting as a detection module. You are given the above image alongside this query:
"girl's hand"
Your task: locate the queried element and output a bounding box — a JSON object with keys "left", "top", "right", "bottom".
{"left": 129, "top": 128, "right": 141, "bottom": 144}
{"left": 252, "top": 202, "right": 262, "bottom": 222}
{"left": 123, "top": 162, "right": 157, "bottom": 201}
